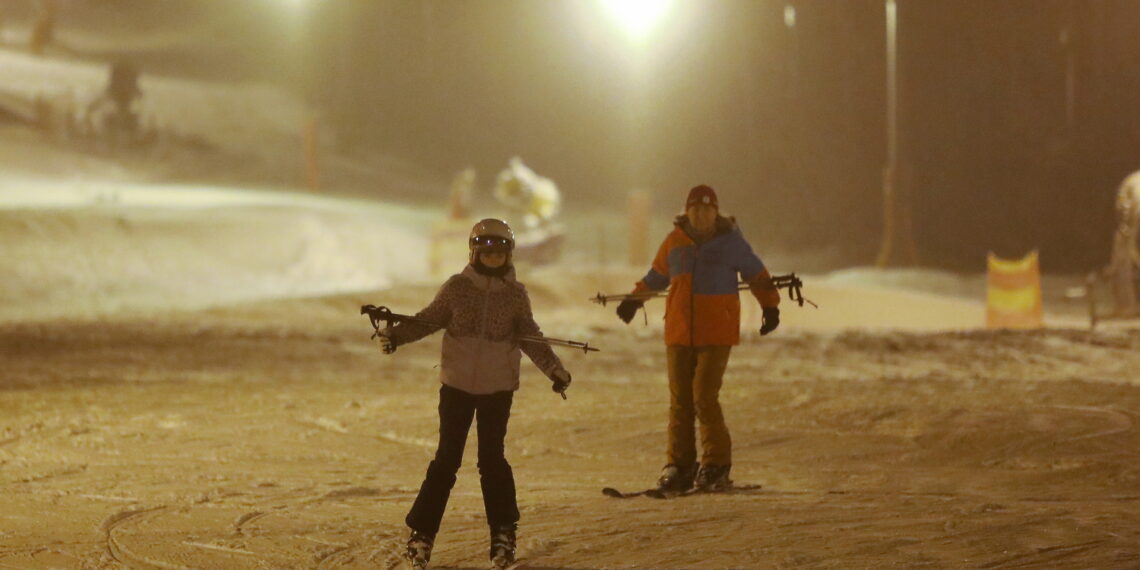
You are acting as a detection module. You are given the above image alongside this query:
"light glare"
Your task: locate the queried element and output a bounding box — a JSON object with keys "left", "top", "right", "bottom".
{"left": 784, "top": 5, "right": 797, "bottom": 28}
{"left": 600, "top": 0, "right": 671, "bottom": 42}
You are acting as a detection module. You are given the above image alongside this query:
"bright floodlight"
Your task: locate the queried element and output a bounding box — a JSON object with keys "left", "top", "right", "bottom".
{"left": 600, "top": 0, "right": 671, "bottom": 42}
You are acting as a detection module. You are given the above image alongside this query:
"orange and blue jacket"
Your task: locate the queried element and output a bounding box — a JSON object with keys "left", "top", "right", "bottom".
{"left": 633, "top": 216, "right": 779, "bottom": 346}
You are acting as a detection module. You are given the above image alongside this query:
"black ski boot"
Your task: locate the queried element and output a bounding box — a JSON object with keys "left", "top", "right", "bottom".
{"left": 489, "top": 524, "right": 517, "bottom": 569}
{"left": 694, "top": 464, "right": 733, "bottom": 491}
{"left": 403, "top": 529, "right": 434, "bottom": 569}
{"left": 656, "top": 462, "right": 698, "bottom": 493}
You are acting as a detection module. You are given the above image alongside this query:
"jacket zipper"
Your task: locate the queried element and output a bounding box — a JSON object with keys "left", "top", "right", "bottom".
{"left": 690, "top": 240, "right": 700, "bottom": 347}
{"left": 476, "top": 275, "right": 493, "bottom": 388}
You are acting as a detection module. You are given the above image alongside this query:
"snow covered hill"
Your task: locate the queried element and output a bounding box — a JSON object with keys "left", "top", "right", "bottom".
{"left": 0, "top": 179, "right": 435, "bottom": 322}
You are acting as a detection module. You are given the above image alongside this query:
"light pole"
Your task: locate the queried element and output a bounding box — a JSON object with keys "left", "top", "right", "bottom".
{"left": 885, "top": 0, "right": 898, "bottom": 185}
{"left": 875, "top": 0, "right": 918, "bottom": 267}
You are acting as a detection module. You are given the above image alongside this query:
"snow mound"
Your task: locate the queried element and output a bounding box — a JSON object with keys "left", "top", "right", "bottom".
{"left": 0, "top": 182, "right": 435, "bottom": 322}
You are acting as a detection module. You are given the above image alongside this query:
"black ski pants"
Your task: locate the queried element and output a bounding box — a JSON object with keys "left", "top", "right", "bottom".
{"left": 405, "top": 384, "right": 518, "bottom": 537}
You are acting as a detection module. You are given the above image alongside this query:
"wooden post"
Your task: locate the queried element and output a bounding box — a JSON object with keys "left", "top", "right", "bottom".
{"left": 303, "top": 117, "right": 321, "bottom": 192}
{"left": 29, "top": 0, "right": 57, "bottom": 55}
{"left": 1086, "top": 272, "right": 1099, "bottom": 330}
{"left": 628, "top": 189, "right": 650, "bottom": 266}
{"left": 598, "top": 225, "right": 607, "bottom": 267}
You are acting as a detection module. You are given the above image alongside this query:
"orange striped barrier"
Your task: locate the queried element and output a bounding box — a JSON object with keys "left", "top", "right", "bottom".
{"left": 986, "top": 250, "right": 1043, "bottom": 329}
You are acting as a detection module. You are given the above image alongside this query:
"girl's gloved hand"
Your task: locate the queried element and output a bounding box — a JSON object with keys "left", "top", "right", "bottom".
{"left": 551, "top": 368, "right": 572, "bottom": 394}
{"left": 378, "top": 328, "right": 398, "bottom": 354}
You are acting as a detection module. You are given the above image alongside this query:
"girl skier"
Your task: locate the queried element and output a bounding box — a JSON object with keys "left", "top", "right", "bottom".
{"left": 377, "top": 218, "right": 572, "bottom": 569}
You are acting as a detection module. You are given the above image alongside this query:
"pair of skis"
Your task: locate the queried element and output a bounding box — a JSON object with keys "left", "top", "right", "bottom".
{"left": 399, "top": 550, "right": 522, "bottom": 570}
{"left": 601, "top": 482, "right": 763, "bottom": 499}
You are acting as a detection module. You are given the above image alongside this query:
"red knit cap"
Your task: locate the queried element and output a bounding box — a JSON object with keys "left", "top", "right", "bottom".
{"left": 685, "top": 184, "right": 718, "bottom": 209}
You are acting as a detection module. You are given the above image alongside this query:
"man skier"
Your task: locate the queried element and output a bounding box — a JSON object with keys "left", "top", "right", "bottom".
{"left": 615, "top": 184, "right": 781, "bottom": 493}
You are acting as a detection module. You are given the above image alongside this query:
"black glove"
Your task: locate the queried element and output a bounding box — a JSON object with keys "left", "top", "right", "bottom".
{"left": 551, "top": 368, "right": 572, "bottom": 395}
{"left": 759, "top": 306, "right": 780, "bottom": 336}
{"left": 616, "top": 299, "right": 643, "bottom": 324}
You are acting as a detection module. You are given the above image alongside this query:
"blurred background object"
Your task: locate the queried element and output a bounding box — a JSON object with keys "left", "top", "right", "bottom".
{"left": 492, "top": 156, "right": 565, "bottom": 265}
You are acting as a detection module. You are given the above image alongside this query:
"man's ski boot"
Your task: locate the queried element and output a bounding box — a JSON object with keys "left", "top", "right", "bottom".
{"left": 489, "top": 523, "right": 517, "bottom": 569}
{"left": 403, "top": 529, "right": 434, "bottom": 569}
{"left": 694, "top": 464, "right": 733, "bottom": 492}
{"left": 656, "top": 462, "right": 699, "bottom": 494}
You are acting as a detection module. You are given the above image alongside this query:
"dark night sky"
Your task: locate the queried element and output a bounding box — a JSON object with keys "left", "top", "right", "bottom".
{"left": 311, "top": 1, "right": 887, "bottom": 257}
{"left": 902, "top": 0, "right": 1140, "bottom": 271}
{"left": 8, "top": 0, "right": 1138, "bottom": 272}
{"left": 307, "top": 0, "right": 1140, "bottom": 272}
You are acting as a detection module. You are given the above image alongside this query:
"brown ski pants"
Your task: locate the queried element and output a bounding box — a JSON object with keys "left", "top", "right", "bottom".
{"left": 666, "top": 344, "right": 733, "bottom": 467}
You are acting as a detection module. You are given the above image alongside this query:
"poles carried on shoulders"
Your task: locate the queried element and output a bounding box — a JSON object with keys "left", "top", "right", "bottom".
{"left": 589, "top": 273, "right": 819, "bottom": 308}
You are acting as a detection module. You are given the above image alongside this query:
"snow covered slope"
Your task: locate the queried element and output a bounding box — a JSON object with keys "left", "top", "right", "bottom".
{"left": 0, "top": 180, "right": 434, "bottom": 322}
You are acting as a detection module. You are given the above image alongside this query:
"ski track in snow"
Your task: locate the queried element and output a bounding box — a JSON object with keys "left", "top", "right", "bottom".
{"left": 2, "top": 304, "right": 1140, "bottom": 567}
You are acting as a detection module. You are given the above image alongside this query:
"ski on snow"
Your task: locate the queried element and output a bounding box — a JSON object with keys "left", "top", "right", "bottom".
{"left": 602, "top": 483, "right": 762, "bottom": 499}
{"left": 601, "top": 487, "right": 656, "bottom": 499}
{"left": 399, "top": 548, "right": 524, "bottom": 570}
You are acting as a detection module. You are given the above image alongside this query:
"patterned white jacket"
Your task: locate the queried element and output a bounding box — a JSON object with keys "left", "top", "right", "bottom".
{"left": 386, "top": 264, "right": 566, "bottom": 395}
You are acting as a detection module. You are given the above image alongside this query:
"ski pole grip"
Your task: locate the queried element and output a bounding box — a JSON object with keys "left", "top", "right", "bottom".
{"left": 361, "top": 304, "right": 399, "bottom": 331}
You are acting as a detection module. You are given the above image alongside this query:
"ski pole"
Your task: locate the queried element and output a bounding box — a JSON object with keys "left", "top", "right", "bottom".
{"left": 360, "top": 304, "right": 438, "bottom": 338}
{"left": 361, "top": 305, "right": 602, "bottom": 351}
{"left": 514, "top": 333, "right": 598, "bottom": 400}
{"left": 360, "top": 305, "right": 599, "bottom": 398}
{"left": 589, "top": 290, "right": 659, "bottom": 307}
{"left": 590, "top": 272, "right": 818, "bottom": 308}
{"left": 768, "top": 273, "right": 819, "bottom": 308}
{"left": 519, "top": 335, "right": 599, "bottom": 354}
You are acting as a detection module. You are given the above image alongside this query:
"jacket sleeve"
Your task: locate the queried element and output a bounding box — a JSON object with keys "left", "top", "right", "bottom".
{"left": 734, "top": 233, "right": 780, "bottom": 308}
{"left": 746, "top": 269, "right": 781, "bottom": 308}
{"left": 388, "top": 278, "right": 454, "bottom": 345}
{"left": 634, "top": 234, "right": 673, "bottom": 294}
{"left": 515, "top": 286, "right": 565, "bottom": 377}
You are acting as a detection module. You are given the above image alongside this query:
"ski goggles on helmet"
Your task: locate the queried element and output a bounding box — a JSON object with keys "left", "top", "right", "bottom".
{"left": 470, "top": 235, "right": 514, "bottom": 253}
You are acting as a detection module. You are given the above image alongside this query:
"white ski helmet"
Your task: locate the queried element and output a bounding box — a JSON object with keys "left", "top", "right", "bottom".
{"left": 469, "top": 218, "right": 515, "bottom": 261}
